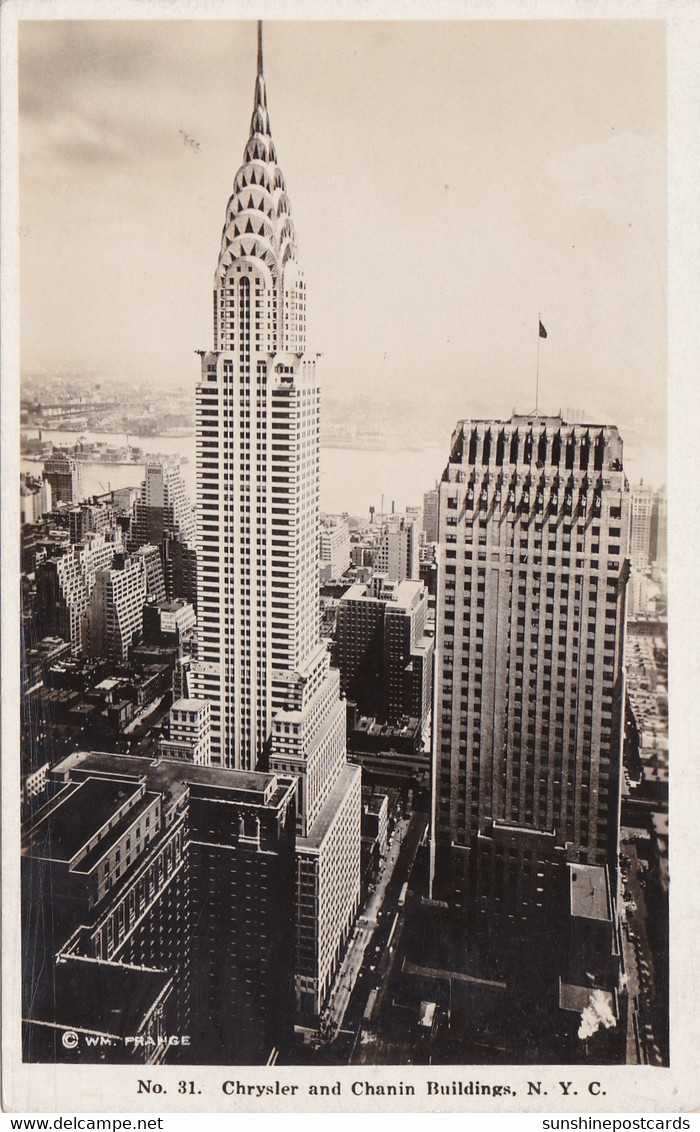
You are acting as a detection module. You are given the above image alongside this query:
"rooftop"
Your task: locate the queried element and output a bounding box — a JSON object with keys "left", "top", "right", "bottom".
{"left": 298, "top": 763, "right": 361, "bottom": 851}
{"left": 569, "top": 863, "right": 611, "bottom": 922}
{"left": 25, "top": 954, "right": 171, "bottom": 1038}
{"left": 171, "top": 697, "right": 209, "bottom": 713}
{"left": 341, "top": 577, "right": 425, "bottom": 609}
{"left": 51, "top": 750, "right": 293, "bottom": 813}
{"left": 24, "top": 778, "right": 143, "bottom": 863}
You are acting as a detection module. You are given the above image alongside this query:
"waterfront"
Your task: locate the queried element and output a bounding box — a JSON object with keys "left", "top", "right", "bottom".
{"left": 22, "top": 428, "right": 447, "bottom": 517}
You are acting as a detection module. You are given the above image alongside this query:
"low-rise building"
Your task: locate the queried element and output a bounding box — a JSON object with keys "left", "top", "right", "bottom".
{"left": 160, "top": 698, "right": 211, "bottom": 764}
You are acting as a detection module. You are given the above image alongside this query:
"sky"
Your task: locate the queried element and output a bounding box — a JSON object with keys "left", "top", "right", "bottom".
{"left": 18, "top": 18, "right": 667, "bottom": 483}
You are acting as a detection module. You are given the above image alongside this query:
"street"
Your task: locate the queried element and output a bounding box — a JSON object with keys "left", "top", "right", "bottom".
{"left": 319, "top": 810, "right": 428, "bottom": 1041}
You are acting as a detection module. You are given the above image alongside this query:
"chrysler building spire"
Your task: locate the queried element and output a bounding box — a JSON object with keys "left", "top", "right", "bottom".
{"left": 214, "top": 21, "right": 303, "bottom": 355}
{"left": 245, "top": 20, "right": 276, "bottom": 164}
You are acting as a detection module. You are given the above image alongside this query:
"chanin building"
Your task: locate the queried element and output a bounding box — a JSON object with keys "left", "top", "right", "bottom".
{"left": 431, "top": 415, "right": 630, "bottom": 928}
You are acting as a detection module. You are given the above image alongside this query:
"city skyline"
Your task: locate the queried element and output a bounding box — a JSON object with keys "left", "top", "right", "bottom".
{"left": 5, "top": 5, "right": 683, "bottom": 1107}
{"left": 19, "top": 19, "right": 667, "bottom": 485}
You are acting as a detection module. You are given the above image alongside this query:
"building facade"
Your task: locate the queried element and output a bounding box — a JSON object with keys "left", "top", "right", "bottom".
{"left": 85, "top": 553, "right": 147, "bottom": 663}
{"left": 423, "top": 487, "right": 439, "bottom": 543}
{"left": 36, "top": 529, "right": 123, "bottom": 654}
{"left": 43, "top": 452, "right": 83, "bottom": 505}
{"left": 133, "top": 460, "right": 196, "bottom": 550}
{"left": 191, "top": 25, "right": 361, "bottom": 1016}
{"left": 131, "top": 544, "right": 167, "bottom": 603}
{"left": 629, "top": 482, "right": 654, "bottom": 569}
{"left": 132, "top": 460, "right": 198, "bottom": 608}
{"left": 650, "top": 488, "right": 667, "bottom": 566}
{"left": 374, "top": 515, "right": 420, "bottom": 582}
{"left": 431, "top": 415, "right": 630, "bottom": 926}
{"left": 20, "top": 476, "right": 52, "bottom": 525}
{"left": 22, "top": 751, "right": 297, "bottom": 1064}
{"left": 320, "top": 514, "right": 351, "bottom": 581}
{"left": 129, "top": 459, "right": 195, "bottom": 611}
{"left": 160, "top": 697, "right": 212, "bottom": 764}
{"left": 336, "top": 574, "right": 434, "bottom": 728}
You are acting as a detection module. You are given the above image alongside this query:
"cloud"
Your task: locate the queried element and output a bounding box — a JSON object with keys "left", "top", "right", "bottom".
{"left": 19, "top": 21, "right": 161, "bottom": 118}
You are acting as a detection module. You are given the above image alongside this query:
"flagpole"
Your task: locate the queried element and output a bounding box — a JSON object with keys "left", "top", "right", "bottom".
{"left": 535, "top": 312, "right": 541, "bottom": 415}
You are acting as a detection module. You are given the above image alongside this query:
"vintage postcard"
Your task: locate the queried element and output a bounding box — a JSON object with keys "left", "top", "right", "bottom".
{"left": 2, "top": 0, "right": 699, "bottom": 1116}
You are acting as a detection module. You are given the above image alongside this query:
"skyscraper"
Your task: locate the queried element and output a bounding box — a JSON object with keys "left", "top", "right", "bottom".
{"left": 336, "top": 574, "right": 433, "bottom": 727}
{"left": 85, "top": 553, "right": 147, "bottom": 663}
{"left": 43, "top": 452, "right": 83, "bottom": 506}
{"left": 192, "top": 25, "right": 361, "bottom": 1015}
{"left": 431, "top": 415, "right": 629, "bottom": 925}
{"left": 132, "top": 461, "right": 197, "bottom": 608}
{"left": 374, "top": 515, "right": 420, "bottom": 583}
{"left": 423, "top": 486, "right": 439, "bottom": 543}
{"left": 193, "top": 25, "right": 316, "bottom": 767}
{"left": 629, "top": 481, "right": 654, "bottom": 569}
{"left": 133, "top": 461, "right": 196, "bottom": 550}
{"left": 650, "top": 487, "right": 667, "bottom": 567}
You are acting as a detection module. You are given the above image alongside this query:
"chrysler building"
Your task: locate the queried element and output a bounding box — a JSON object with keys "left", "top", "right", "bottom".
{"left": 192, "top": 24, "right": 361, "bottom": 1015}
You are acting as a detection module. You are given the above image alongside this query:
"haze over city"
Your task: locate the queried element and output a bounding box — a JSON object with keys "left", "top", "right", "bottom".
{"left": 19, "top": 19, "right": 666, "bottom": 485}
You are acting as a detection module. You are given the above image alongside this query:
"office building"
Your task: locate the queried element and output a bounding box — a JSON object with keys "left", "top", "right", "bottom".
{"left": 143, "top": 598, "right": 197, "bottom": 648}
{"left": 36, "top": 529, "right": 123, "bottom": 654}
{"left": 629, "top": 482, "right": 654, "bottom": 569}
{"left": 43, "top": 452, "right": 83, "bottom": 505}
{"left": 132, "top": 461, "right": 197, "bottom": 608}
{"left": 133, "top": 460, "right": 196, "bottom": 548}
{"left": 431, "top": 415, "right": 630, "bottom": 925}
{"left": 160, "top": 697, "right": 211, "bottom": 764}
{"left": 68, "top": 499, "right": 117, "bottom": 545}
{"left": 650, "top": 488, "right": 667, "bottom": 566}
{"left": 320, "top": 514, "right": 351, "bottom": 581}
{"left": 337, "top": 574, "right": 433, "bottom": 727}
{"left": 85, "top": 553, "right": 147, "bottom": 663}
{"left": 22, "top": 750, "right": 297, "bottom": 1063}
{"left": 20, "top": 476, "right": 52, "bottom": 525}
{"left": 190, "top": 25, "right": 361, "bottom": 1016}
{"left": 269, "top": 642, "right": 361, "bottom": 1015}
{"left": 374, "top": 515, "right": 419, "bottom": 582}
{"left": 131, "top": 543, "right": 167, "bottom": 603}
{"left": 192, "top": 26, "right": 316, "bottom": 766}
{"left": 423, "top": 486, "right": 439, "bottom": 543}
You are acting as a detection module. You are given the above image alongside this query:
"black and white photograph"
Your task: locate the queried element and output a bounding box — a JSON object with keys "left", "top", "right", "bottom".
{"left": 2, "top": 0, "right": 698, "bottom": 1116}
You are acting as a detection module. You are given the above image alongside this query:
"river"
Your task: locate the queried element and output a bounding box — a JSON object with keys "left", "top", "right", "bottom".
{"left": 21, "top": 429, "right": 447, "bottom": 518}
